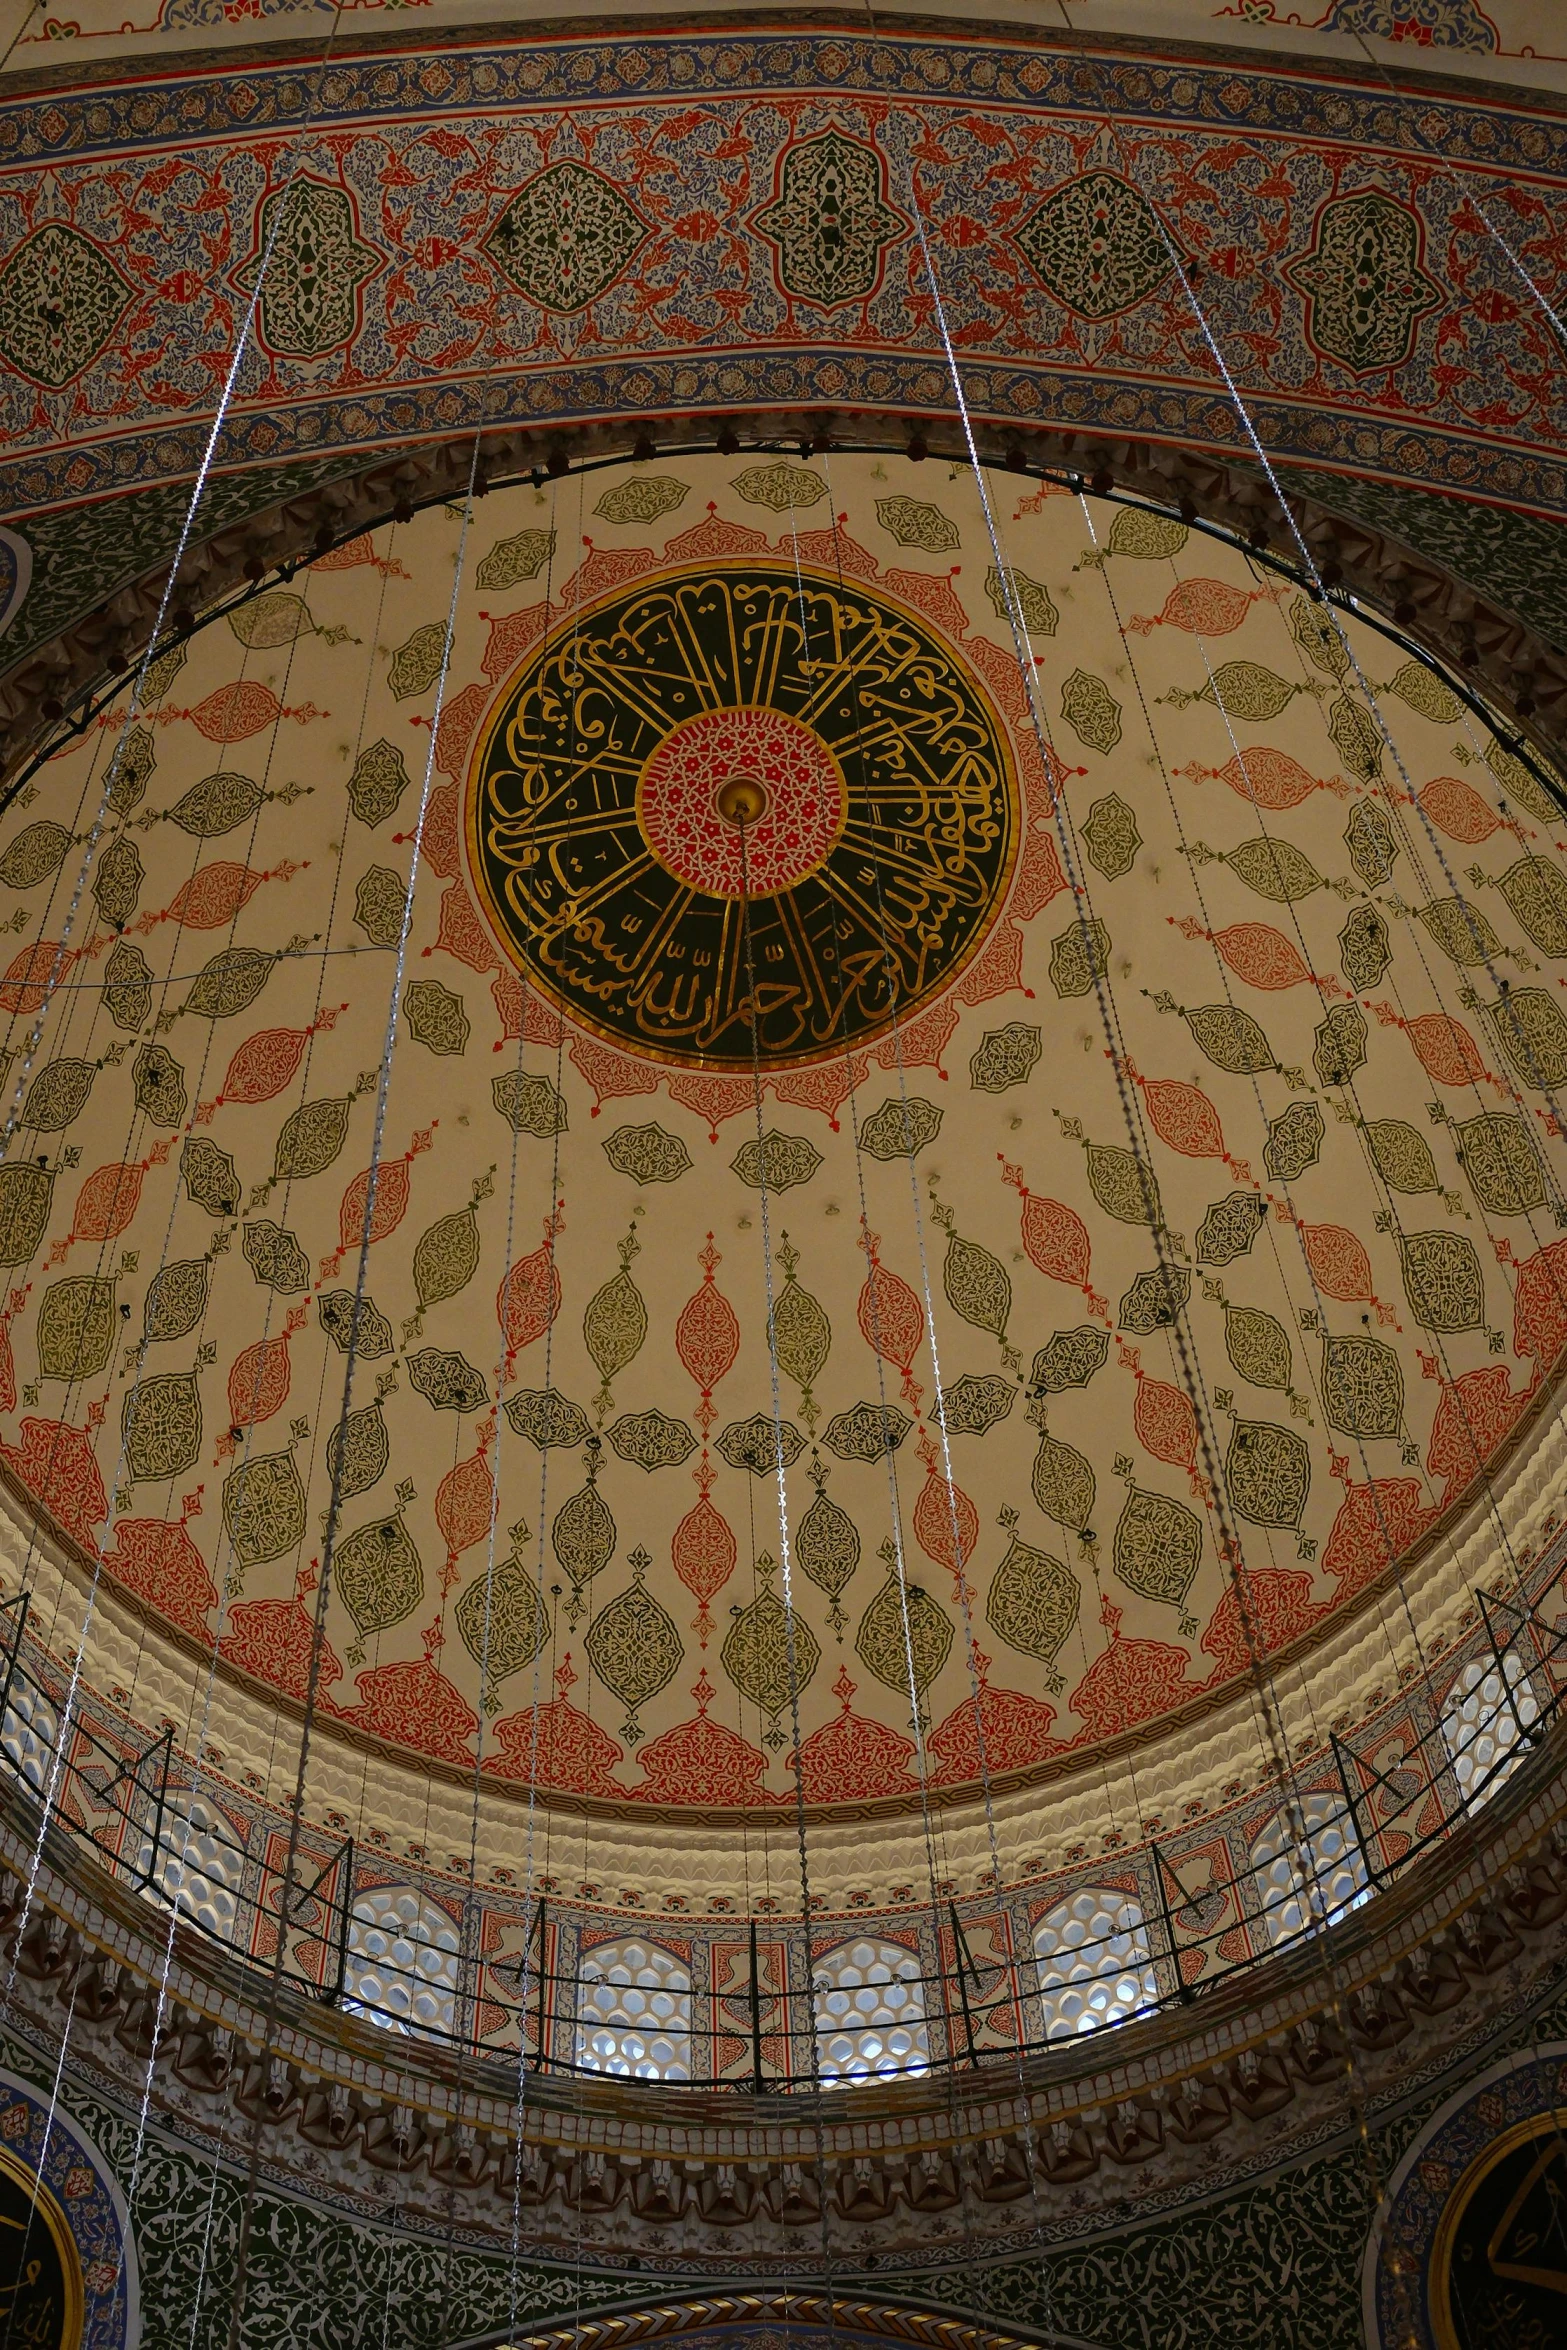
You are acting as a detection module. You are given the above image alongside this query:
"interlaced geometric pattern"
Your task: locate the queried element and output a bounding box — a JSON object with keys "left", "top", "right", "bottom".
{"left": 1441, "top": 1651, "right": 1540, "bottom": 1807}
{"left": 813, "top": 1937, "right": 930, "bottom": 2083}
{"left": 1030, "top": 1890, "right": 1157, "bottom": 2040}
{"left": 135, "top": 1794, "right": 244, "bottom": 1939}
{"left": 343, "top": 1885, "right": 462, "bottom": 2037}
{"left": 575, "top": 1938, "right": 692, "bottom": 2081}
{"left": 1250, "top": 1790, "right": 1369, "bottom": 1946}
{"left": 0, "top": 1683, "right": 57, "bottom": 1793}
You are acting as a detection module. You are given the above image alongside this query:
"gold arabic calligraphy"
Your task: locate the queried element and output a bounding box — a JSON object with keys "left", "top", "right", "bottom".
{"left": 466, "top": 565, "right": 1017, "bottom": 1066}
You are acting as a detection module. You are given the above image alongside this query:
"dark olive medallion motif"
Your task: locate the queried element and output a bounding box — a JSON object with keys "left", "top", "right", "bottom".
{"left": 467, "top": 564, "right": 1017, "bottom": 1066}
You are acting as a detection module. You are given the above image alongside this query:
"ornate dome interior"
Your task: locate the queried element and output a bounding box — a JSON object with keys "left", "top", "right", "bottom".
{"left": 12, "top": 448, "right": 1567, "bottom": 1910}
{"left": 2, "top": 10, "right": 1567, "bottom": 2349}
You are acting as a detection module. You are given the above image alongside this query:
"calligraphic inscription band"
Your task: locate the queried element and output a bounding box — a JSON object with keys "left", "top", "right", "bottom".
{"left": 467, "top": 563, "right": 1017, "bottom": 1067}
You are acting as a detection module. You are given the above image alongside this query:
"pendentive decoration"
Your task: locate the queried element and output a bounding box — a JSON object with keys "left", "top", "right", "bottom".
{"left": 467, "top": 563, "right": 1017, "bottom": 1068}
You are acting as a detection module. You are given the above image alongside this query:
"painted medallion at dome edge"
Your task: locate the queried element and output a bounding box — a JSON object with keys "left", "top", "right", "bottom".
{"left": 467, "top": 564, "right": 1017, "bottom": 1067}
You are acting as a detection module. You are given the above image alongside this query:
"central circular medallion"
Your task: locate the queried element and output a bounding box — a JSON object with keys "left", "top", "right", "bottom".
{"left": 468, "top": 562, "right": 1017, "bottom": 1068}
{"left": 637, "top": 706, "right": 846, "bottom": 898}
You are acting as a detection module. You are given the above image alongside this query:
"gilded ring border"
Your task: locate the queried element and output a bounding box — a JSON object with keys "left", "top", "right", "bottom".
{"left": 464, "top": 555, "right": 1022, "bottom": 1072}
{"left": 1428, "top": 2108, "right": 1567, "bottom": 2350}
{"left": 0, "top": 2138, "right": 86, "bottom": 2350}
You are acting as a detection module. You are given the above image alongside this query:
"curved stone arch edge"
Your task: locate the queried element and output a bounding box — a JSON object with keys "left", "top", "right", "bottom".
{"left": 1359, "top": 2037, "right": 1567, "bottom": 2350}
{"left": 0, "top": 2054, "right": 141, "bottom": 2350}
{"left": 2, "top": 416, "right": 1564, "bottom": 812}
{"left": 450, "top": 2291, "right": 1111, "bottom": 2350}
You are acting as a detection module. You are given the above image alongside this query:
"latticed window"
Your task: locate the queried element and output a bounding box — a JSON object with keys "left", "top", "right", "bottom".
{"left": 343, "top": 1884, "right": 462, "bottom": 2038}
{"left": 0, "top": 1682, "right": 57, "bottom": 1793}
{"left": 1250, "top": 1789, "right": 1368, "bottom": 1945}
{"left": 1442, "top": 1650, "right": 1540, "bottom": 1807}
{"left": 575, "top": 1938, "right": 692, "bottom": 2081}
{"left": 135, "top": 1793, "right": 245, "bottom": 1940}
{"left": 1031, "top": 1888, "right": 1158, "bottom": 2041}
{"left": 813, "top": 1936, "right": 930, "bottom": 2084}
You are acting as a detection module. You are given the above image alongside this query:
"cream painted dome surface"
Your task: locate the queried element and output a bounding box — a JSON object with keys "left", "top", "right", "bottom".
{"left": 3, "top": 452, "right": 1565, "bottom": 1843}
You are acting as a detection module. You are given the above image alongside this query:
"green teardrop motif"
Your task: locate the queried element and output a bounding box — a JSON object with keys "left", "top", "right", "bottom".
{"left": 183, "top": 947, "right": 272, "bottom": 1020}
{"left": 1086, "top": 1143, "right": 1161, "bottom": 1227}
{"left": 583, "top": 1268, "right": 648, "bottom": 1384}
{"left": 0, "top": 822, "right": 71, "bottom": 890}
{"left": 413, "top": 1207, "right": 480, "bottom": 1310}
{"left": 92, "top": 836, "right": 143, "bottom": 928}
{"left": 1498, "top": 857, "right": 1567, "bottom": 957}
{"left": 1183, "top": 1004, "right": 1275, "bottom": 1075}
{"left": 552, "top": 1483, "right": 615, "bottom": 1584}
{"left": 1225, "top": 1305, "right": 1292, "bottom": 1391}
{"left": 1418, "top": 896, "right": 1503, "bottom": 967}
{"left": 169, "top": 773, "right": 264, "bottom": 838}
{"left": 327, "top": 1403, "right": 390, "bottom": 1501}
{"left": 337, "top": 1515, "right": 423, "bottom": 1638}
{"left": 797, "top": 1488, "right": 860, "bottom": 1602}
{"left": 1382, "top": 660, "right": 1460, "bottom": 725}
{"left": 1363, "top": 1120, "right": 1440, "bottom": 1194}
{"left": 943, "top": 1233, "right": 1012, "bottom": 1337}
{"left": 1223, "top": 837, "right": 1323, "bottom": 903}
{"left": 273, "top": 1096, "right": 351, "bottom": 1182}
{"left": 771, "top": 1279, "right": 830, "bottom": 1392}
{"left": 1032, "top": 1432, "right": 1096, "bottom": 1531}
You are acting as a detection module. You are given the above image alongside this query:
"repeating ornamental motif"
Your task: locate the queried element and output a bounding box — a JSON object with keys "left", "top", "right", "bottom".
{"left": 752, "top": 128, "right": 909, "bottom": 310}
{"left": 467, "top": 564, "right": 1017, "bottom": 1067}
{"left": 484, "top": 160, "right": 650, "bottom": 314}
{"left": 0, "top": 221, "right": 131, "bottom": 388}
{"left": 235, "top": 178, "right": 381, "bottom": 362}
{"left": 1284, "top": 189, "right": 1443, "bottom": 375}
{"left": 2, "top": 451, "right": 1565, "bottom": 1816}
{"left": 1015, "top": 171, "right": 1173, "bottom": 319}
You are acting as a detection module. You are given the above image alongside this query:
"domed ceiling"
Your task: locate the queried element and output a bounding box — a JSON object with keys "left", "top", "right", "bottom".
{"left": 3, "top": 451, "right": 1566, "bottom": 1824}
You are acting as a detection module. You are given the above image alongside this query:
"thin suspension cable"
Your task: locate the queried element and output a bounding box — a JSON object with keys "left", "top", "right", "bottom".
{"left": 904, "top": 147, "right": 1400, "bottom": 2264}
{"left": 221, "top": 427, "right": 485, "bottom": 2350}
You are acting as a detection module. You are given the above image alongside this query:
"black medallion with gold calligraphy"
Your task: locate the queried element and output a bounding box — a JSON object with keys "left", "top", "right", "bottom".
{"left": 467, "top": 564, "right": 1017, "bottom": 1067}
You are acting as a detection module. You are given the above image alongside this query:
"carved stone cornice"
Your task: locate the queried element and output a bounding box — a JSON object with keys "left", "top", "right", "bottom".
{"left": 7, "top": 1717, "right": 1566, "bottom": 2273}
{"left": 2, "top": 420, "right": 1562, "bottom": 812}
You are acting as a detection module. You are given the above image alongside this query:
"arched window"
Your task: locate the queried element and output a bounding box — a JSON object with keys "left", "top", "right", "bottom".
{"left": 1031, "top": 1888, "right": 1158, "bottom": 2041}
{"left": 1442, "top": 1650, "right": 1540, "bottom": 1807}
{"left": 136, "top": 1793, "right": 245, "bottom": 1940}
{"left": 1, "top": 1682, "right": 57, "bottom": 1794}
{"left": 813, "top": 1936, "right": 930, "bottom": 2085}
{"left": 1250, "top": 1789, "right": 1369, "bottom": 1946}
{"left": 343, "top": 1884, "right": 462, "bottom": 2038}
{"left": 575, "top": 1938, "right": 692, "bottom": 2081}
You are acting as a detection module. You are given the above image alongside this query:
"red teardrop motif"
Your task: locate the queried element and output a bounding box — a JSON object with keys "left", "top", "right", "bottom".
{"left": 339, "top": 1160, "right": 411, "bottom": 1256}
{"left": 913, "top": 1470, "right": 978, "bottom": 1576}
{"left": 1184, "top": 749, "right": 1335, "bottom": 810}
{"left": 676, "top": 1281, "right": 740, "bottom": 1394}
{"left": 1019, "top": 1192, "right": 1092, "bottom": 1290}
{"left": 220, "top": 1027, "right": 310, "bottom": 1106}
{"left": 1137, "top": 1075, "right": 1225, "bottom": 1160}
{"left": 166, "top": 862, "right": 267, "bottom": 931}
{"left": 228, "top": 1333, "right": 291, "bottom": 1428}
{"left": 672, "top": 1494, "right": 737, "bottom": 1607}
{"left": 857, "top": 1262, "right": 923, "bottom": 1373}
{"left": 1300, "top": 1223, "right": 1373, "bottom": 1302}
{"left": 436, "top": 1451, "right": 495, "bottom": 1562}
{"left": 1418, "top": 776, "right": 1502, "bottom": 845}
{"left": 0, "top": 942, "right": 75, "bottom": 1016}
{"left": 73, "top": 1161, "right": 143, "bottom": 1243}
{"left": 1130, "top": 578, "right": 1257, "bottom": 636}
{"left": 1134, "top": 1376, "right": 1197, "bottom": 1469}
{"left": 188, "top": 681, "right": 283, "bottom": 742}
{"left": 498, "top": 1239, "right": 562, "bottom": 1355}
{"left": 1213, "top": 922, "right": 1311, "bottom": 991}
{"left": 1404, "top": 1013, "right": 1486, "bottom": 1088}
